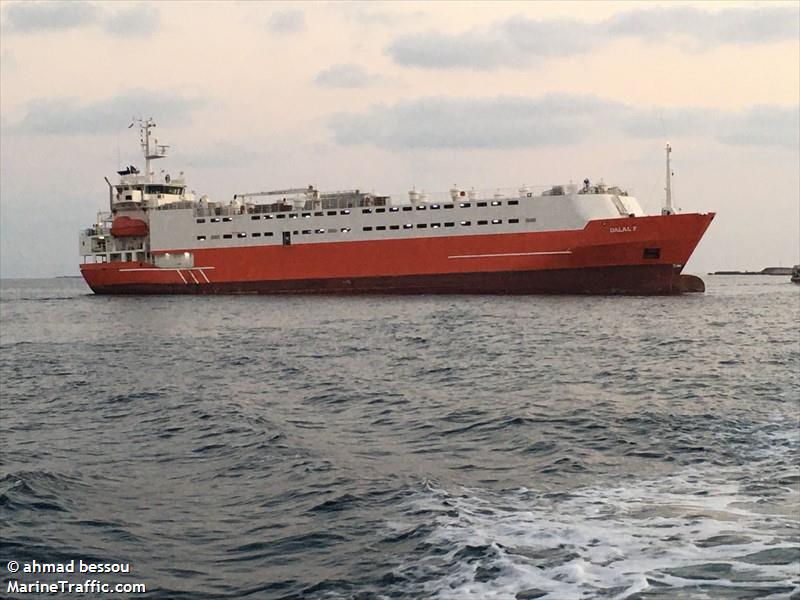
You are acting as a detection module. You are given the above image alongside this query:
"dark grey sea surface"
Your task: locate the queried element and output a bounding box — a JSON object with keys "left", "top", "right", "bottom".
{"left": 1, "top": 276, "right": 798, "bottom": 599}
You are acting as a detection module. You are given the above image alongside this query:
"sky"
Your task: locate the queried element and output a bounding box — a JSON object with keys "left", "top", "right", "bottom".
{"left": 1, "top": 0, "right": 798, "bottom": 277}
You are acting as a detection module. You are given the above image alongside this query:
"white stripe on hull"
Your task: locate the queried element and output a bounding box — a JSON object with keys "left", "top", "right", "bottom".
{"left": 448, "top": 250, "right": 572, "bottom": 259}
{"left": 117, "top": 267, "right": 216, "bottom": 272}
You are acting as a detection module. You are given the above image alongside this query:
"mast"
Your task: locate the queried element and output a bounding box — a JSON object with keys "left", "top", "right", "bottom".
{"left": 136, "top": 117, "right": 168, "bottom": 181}
{"left": 662, "top": 142, "right": 673, "bottom": 215}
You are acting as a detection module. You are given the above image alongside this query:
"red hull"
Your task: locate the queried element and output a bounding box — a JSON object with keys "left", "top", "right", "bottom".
{"left": 81, "top": 213, "right": 714, "bottom": 296}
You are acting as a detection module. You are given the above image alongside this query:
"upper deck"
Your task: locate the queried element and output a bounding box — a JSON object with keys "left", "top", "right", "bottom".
{"left": 147, "top": 184, "right": 646, "bottom": 254}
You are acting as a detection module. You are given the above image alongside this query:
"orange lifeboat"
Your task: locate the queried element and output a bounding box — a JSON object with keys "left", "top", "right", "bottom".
{"left": 111, "top": 216, "right": 148, "bottom": 237}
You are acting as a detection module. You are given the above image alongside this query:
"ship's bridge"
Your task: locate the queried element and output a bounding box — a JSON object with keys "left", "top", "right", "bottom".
{"left": 112, "top": 174, "right": 189, "bottom": 209}
{"left": 108, "top": 117, "right": 191, "bottom": 210}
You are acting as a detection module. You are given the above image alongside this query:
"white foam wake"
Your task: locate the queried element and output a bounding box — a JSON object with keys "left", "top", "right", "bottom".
{"left": 392, "top": 460, "right": 799, "bottom": 600}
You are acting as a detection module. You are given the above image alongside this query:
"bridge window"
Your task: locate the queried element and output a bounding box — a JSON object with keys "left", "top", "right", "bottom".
{"left": 145, "top": 185, "right": 182, "bottom": 195}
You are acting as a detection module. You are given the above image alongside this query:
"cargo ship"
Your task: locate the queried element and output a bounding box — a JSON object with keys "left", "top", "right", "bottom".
{"left": 79, "top": 119, "right": 714, "bottom": 295}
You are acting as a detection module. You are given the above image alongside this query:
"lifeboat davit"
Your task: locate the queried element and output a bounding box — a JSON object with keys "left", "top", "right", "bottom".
{"left": 111, "top": 216, "right": 148, "bottom": 237}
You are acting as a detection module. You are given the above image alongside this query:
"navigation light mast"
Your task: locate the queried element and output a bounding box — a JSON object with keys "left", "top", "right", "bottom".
{"left": 662, "top": 142, "right": 674, "bottom": 215}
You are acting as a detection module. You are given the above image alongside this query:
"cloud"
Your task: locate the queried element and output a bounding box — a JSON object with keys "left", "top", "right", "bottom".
{"left": 314, "top": 64, "right": 381, "bottom": 89}
{"left": 329, "top": 95, "right": 799, "bottom": 150}
{"left": 7, "top": 90, "right": 205, "bottom": 135}
{"left": 2, "top": 0, "right": 99, "bottom": 32}
{"left": 2, "top": 1, "right": 161, "bottom": 37}
{"left": 715, "top": 105, "right": 800, "bottom": 149}
{"left": 387, "top": 6, "right": 800, "bottom": 69}
{"left": 103, "top": 4, "right": 160, "bottom": 38}
{"left": 386, "top": 17, "right": 598, "bottom": 70}
{"left": 605, "top": 6, "right": 799, "bottom": 47}
{"left": 330, "top": 95, "right": 625, "bottom": 149}
{"left": 267, "top": 9, "right": 305, "bottom": 34}
{"left": 387, "top": 30, "right": 521, "bottom": 71}
{"left": 620, "top": 105, "right": 800, "bottom": 150}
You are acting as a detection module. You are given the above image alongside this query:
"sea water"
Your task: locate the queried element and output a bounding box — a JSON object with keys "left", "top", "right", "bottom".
{"left": 1, "top": 276, "right": 798, "bottom": 599}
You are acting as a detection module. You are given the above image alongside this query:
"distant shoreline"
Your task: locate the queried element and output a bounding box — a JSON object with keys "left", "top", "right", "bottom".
{"left": 710, "top": 267, "right": 793, "bottom": 276}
